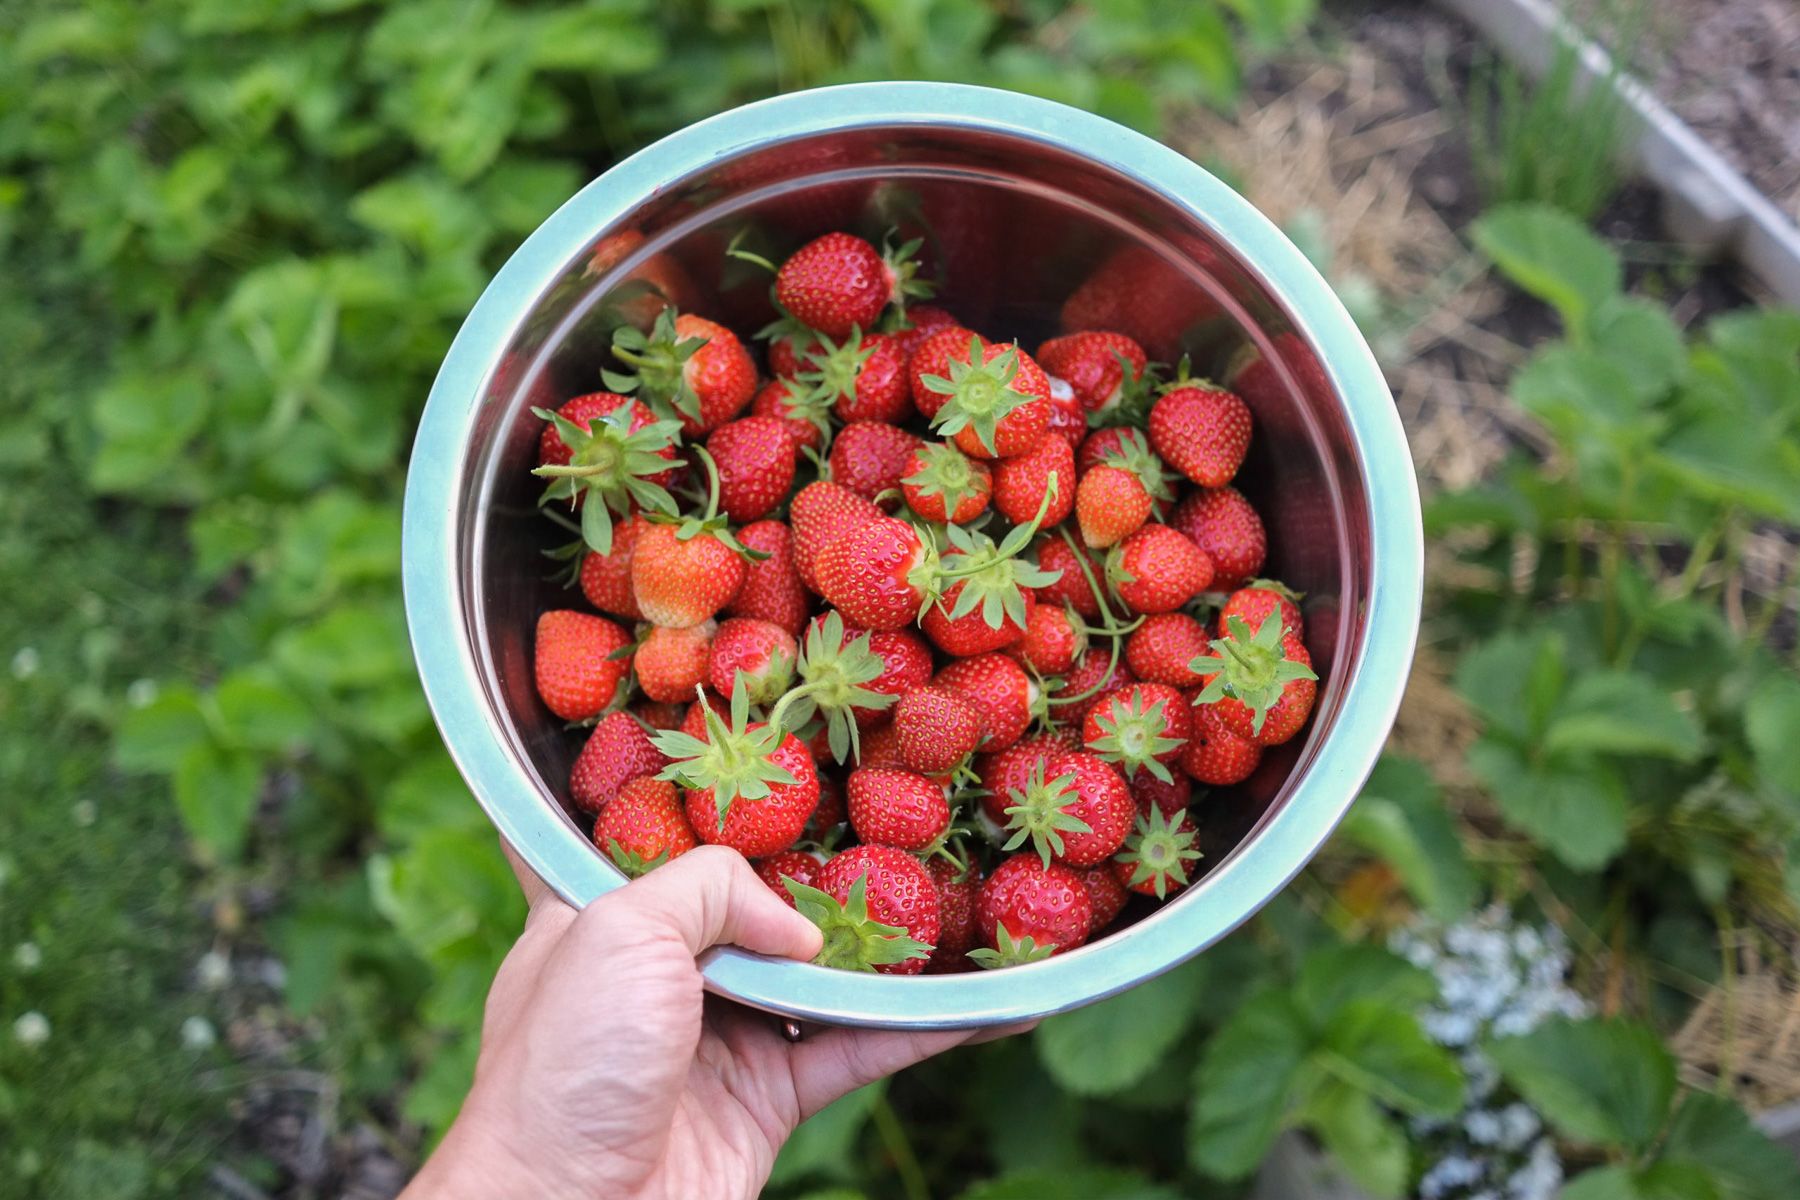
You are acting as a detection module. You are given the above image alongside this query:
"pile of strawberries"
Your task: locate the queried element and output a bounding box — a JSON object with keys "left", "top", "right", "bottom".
{"left": 528, "top": 228, "right": 1319, "bottom": 973}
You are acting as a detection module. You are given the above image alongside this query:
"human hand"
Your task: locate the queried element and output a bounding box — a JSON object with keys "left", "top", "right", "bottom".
{"left": 403, "top": 844, "right": 1008, "bottom": 1200}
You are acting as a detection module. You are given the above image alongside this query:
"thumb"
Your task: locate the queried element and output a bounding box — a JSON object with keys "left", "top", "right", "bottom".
{"left": 586, "top": 845, "right": 824, "bottom": 962}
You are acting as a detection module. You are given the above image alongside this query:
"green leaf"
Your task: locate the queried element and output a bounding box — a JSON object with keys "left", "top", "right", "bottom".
{"left": 1320, "top": 1000, "right": 1464, "bottom": 1117}
{"left": 1513, "top": 345, "right": 1656, "bottom": 445}
{"left": 960, "top": 1168, "right": 1182, "bottom": 1200}
{"left": 1746, "top": 674, "right": 1800, "bottom": 802}
{"left": 1468, "top": 740, "right": 1629, "bottom": 870}
{"left": 1545, "top": 670, "right": 1705, "bottom": 761}
{"left": 768, "top": 1082, "right": 883, "bottom": 1187}
{"left": 213, "top": 671, "right": 314, "bottom": 751}
{"left": 1489, "top": 1017, "right": 1677, "bottom": 1152}
{"left": 1562, "top": 1166, "right": 1649, "bottom": 1200}
{"left": 1660, "top": 1090, "right": 1800, "bottom": 1200}
{"left": 1590, "top": 295, "right": 1686, "bottom": 399}
{"left": 1188, "top": 991, "right": 1310, "bottom": 1179}
{"left": 114, "top": 686, "right": 209, "bottom": 774}
{"left": 1302, "top": 1078, "right": 1410, "bottom": 1199}
{"left": 1455, "top": 630, "right": 1566, "bottom": 742}
{"left": 1295, "top": 944, "right": 1436, "bottom": 1028}
{"left": 1473, "top": 203, "right": 1622, "bottom": 334}
{"left": 172, "top": 742, "right": 262, "bottom": 864}
{"left": 1035, "top": 957, "right": 1211, "bottom": 1095}
{"left": 1337, "top": 756, "right": 1477, "bottom": 921}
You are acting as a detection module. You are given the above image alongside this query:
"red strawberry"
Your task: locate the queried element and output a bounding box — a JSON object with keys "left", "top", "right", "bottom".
{"left": 972, "top": 854, "right": 1092, "bottom": 966}
{"left": 1106, "top": 523, "right": 1214, "bottom": 614}
{"left": 755, "top": 849, "right": 822, "bottom": 908}
{"left": 536, "top": 393, "right": 675, "bottom": 478}
{"left": 679, "top": 688, "right": 729, "bottom": 740}
{"left": 1192, "top": 613, "right": 1318, "bottom": 747}
{"left": 802, "top": 844, "right": 939, "bottom": 974}
{"left": 934, "top": 653, "right": 1034, "bottom": 752}
{"left": 1080, "top": 864, "right": 1130, "bottom": 935}
{"left": 1010, "top": 603, "right": 1086, "bottom": 677}
{"left": 636, "top": 622, "right": 714, "bottom": 704}
{"left": 992, "top": 432, "right": 1075, "bottom": 526}
{"left": 908, "top": 325, "right": 982, "bottom": 418}
{"left": 1033, "top": 536, "right": 1105, "bottom": 620}
{"left": 901, "top": 441, "right": 992, "bottom": 525}
{"left": 892, "top": 685, "right": 985, "bottom": 774}
{"left": 578, "top": 513, "right": 646, "bottom": 621}
{"left": 828, "top": 421, "right": 922, "bottom": 505}
{"left": 846, "top": 767, "right": 952, "bottom": 851}
{"left": 1043, "top": 375, "right": 1087, "bottom": 451}
{"left": 570, "top": 711, "right": 670, "bottom": 813}
{"left": 750, "top": 376, "right": 829, "bottom": 452}
{"left": 610, "top": 311, "right": 757, "bottom": 438}
{"left": 1059, "top": 243, "right": 1215, "bottom": 360}
{"left": 1113, "top": 806, "right": 1203, "bottom": 899}
{"left": 1168, "top": 486, "right": 1266, "bottom": 589}
{"left": 533, "top": 394, "right": 682, "bottom": 555}
{"left": 1082, "top": 682, "right": 1192, "bottom": 784}
{"left": 798, "top": 330, "right": 912, "bottom": 425}
{"left": 999, "top": 751, "right": 1134, "bottom": 868}
{"left": 1075, "top": 465, "right": 1151, "bottom": 549}
{"left": 975, "top": 734, "right": 1065, "bottom": 827}
{"left": 806, "top": 774, "right": 847, "bottom": 838}
{"left": 857, "top": 722, "right": 905, "bottom": 771}
{"left": 1148, "top": 383, "right": 1252, "bottom": 488}
{"left": 922, "top": 338, "right": 1053, "bottom": 460}
{"left": 724, "top": 519, "right": 810, "bottom": 635}
{"left": 1077, "top": 428, "right": 1173, "bottom": 516}
{"left": 1126, "top": 613, "right": 1212, "bottom": 688}
{"left": 1182, "top": 700, "right": 1263, "bottom": 785}
{"left": 707, "top": 415, "right": 797, "bottom": 523}
{"left": 922, "top": 580, "right": 1035, "bottom": 657}
{"left": 583, "top": 228, "right": 695, "bottom": 327}
{"left": 633, "top": 700, "right": 686, "bottom": 731}
{"left": 1130, "top": 771, "right": 1192, "bottom": 819}
{"left": 816, "top": 515, "right": 932, "bottom": 630}
{"left": 774, "top": 232, "right": 924, "bottom": 339}
{"left": 925, "top": 859, "right": 982, "bottom": 974}
{"left": 890, "top": 304, "right": 961, "bottom": 359}
{"left": 631, "top": 521, "right": 748, "bottom": 628}
{"left": 767, "top": 325, "right": 819, "bottom": 380}
{"left": 533, "top": 610, "right": 632, "bottom": 721}
{"left": 655, "top": 690, "right": 819, "bottom": 858}
{"left": 789, "top": 480, "right": 882, "bottom": 595}
{"left": 706, "top": 617, "right": 797, "bottom": 705}
{"left": 1036, "top": 331, "right": 1149, "bottom": 415}
{"left": 594, "top": 776, "right": 697, "bottom": 877}
{"left": 1218, "top": 580, "right": 1304, "bottom": 641}
{"left": 849, "top": 627, "right": 935, "bottom": 727}
{"left": 1049, "top": 644, "right": 1136, "bottom": 729}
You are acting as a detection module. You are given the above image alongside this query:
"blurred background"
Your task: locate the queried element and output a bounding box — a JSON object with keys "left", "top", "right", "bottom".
{"left": 2, "top": 1, "right": 1798, "bottom": 1197}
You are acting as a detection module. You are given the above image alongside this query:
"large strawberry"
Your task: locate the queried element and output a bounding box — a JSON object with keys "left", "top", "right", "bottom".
{"left": 1000, "top": 751, "right": 1134, "bottom": 868}
{"left": 631, "top": 520, "right": 747, "bottom": 628}
{"left": 934, "top": 652, "right": 1034, "bottom": 752}
{"left": 774, "top": 232, "right": 926, "bottom": 339}
{"left": 1125, "top": 613, "right": 1211, "bottom": 688}
{"left": 907, "top": 324, "right": 981, "bottom": 418}
{"left": 789, "top": 480, "right": 882, "bottom": 595}
{"left": 1105, "top": 523, "right": 1214, "bottom": 614}
{"left": 921, "top": 338, "right": 1053, "bottom": 460}
{"left": 1082, "top": 682, "right": 1192, "bottom": 784}
{"left": 707, "top": 415, "right": 797, "bottom": 523}
{"left": 533, "top": 394, "right": 683, "bottom": 554}
{"left": 1149, "top": 382, "right": 1252, "bottom": 488}
{"left": 1113, "top": 806, "right": 1203, "bottom": 898}
{"left": 594, "top": 776, "right": 697, "bottom": 877}
{"left": 577, "top": 512, "right": 646, "bottom": 621}
{"left": 1218, "top": 579, "right": 1304, "bottom": 641}
{"left": 901, "top": 441, "right": 992, "bottom": 525}
{"left": 798, "top": 329, "right": 911, "bottom": 425}
{"left": 846, "top": 767, "right": 952, "bottom": 851}
{"left": 1182, "top": 700, "right": 1263, "bottom": 785}
{"left": 791, "top": 845, "right": 938, "bottom": 974}
{"left": 607, "top": 310, "right": 756, "bottom": 437}
{"left": 815, "top": 515, "right": 934, "bottom": 630}
{"left": 570, "top": 710, "right": 670, "bottom": 813}
{"left": 782, "top": 611, "right": 903, "bottom": 764}
{"left": 974, "top": 734, "right": 1065, "bottom": 827}
{"left": 723, "top": 519, "right": 810, "bottom": 635}
{"left": 750, "top": 376, "right": 829, "bottom": 452}
{"left": 925, "top": 859, "right": 981, "bottom": 974}
{"left": 533, "top": 610, "right": 632, "bottom": 721}
{"left": 892, "top": 684, "right": 985, "bottom": 774}
{"left": 654, "top": 686, "right": 818, "bottom": 858}
{"left": 971, "top": 854, "right": 1092, "bottom": 967}
{"left": 828, "top": 420, "right": 922, "bottom": 505}
{"left": 1190, "top": 612, "right": 1318, "bottom": 746}
{"left": 755, "top": 849, "right": 822, "bottom": 908}
{"left": 706, "top": 617, "right": 797, "bottom": 705}
{"left": 1009, "top": 603, "right": 1086, "bottom": 677}
{"left": 913, "top": 493, "right": 1063, "bottom": 652}
{"left": 636, "top": 622, "right": 714, "bottom": 704}
{"left": 1168, "top": 486, "right": 1266, "bottom": 590}
{"left": 1036, "top": 331, "right": 1148, "bottom": 416}
{"left": 991, "top": 431, "right": 1075, "bottom": 527}
{"left": 1075, "top": 465, "right": 1151, "bottom": 550}
{"left": 923, "top": 581, "right": 1034, "bottom": 657}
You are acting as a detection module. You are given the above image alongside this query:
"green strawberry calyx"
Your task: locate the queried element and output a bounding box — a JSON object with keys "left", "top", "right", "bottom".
{"left": 881, "top": 232, "right": 934, "bottom": 309}
{"left": 901, "top": 441, "right": 985, "bottom": 521}
{"left": 651, "top": 685, "right": 796, "bottom": 823}
{"left": 771, "top": 611, "right": 896, "bottom": 765}
{"left": 795, "top": 327, "right": 875, "bottom": 408}
{"left": 605, "top": 308, "right": 709, "bottom": 424}
{"left": 643, "top": 444, "right": 769, "bottom": 563}
{"left": 1187, "top": 611, "right": 1318, "bottom": 735}
{"left": 967, "top": 923, "right": 1056, "bottom": 970}
{"left": 531, "top": 398, "right": 684, "bottom": 555}
{"left": 1001, "top": 762, "right": 1093, "bottom": 868}
{"left": 925, "top": 476, "right": 1062, "bottom": 630}
{"left": 1115, "top": 806, "right": 1202, "bottom": 900}
{"left": 1097, "top": 428, "right": 1173, "bottom": 503}
{"left": 604, "top": 839, "right": 671, "bottom": 880}
{"left": 1087, "top": 690, "right": 1185, "bottom": 784}
{"left": 785, "top": 875, "right": 933, "bottom": 972}
{"left": 921, "top": 336, "right": 1033, "bottom": 456}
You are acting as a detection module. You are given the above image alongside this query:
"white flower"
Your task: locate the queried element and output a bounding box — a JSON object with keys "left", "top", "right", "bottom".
{"left": 10, "top": 647, "right": 40, "bottom": 680}
{"left": 180, "top": 1016, "right": 217, "bottom": 1050}
{"left": 13, "top": 1011, "right": 50, "bottom": 1046}
{"left": 196, "top": 951, "right": 231, "bottom": 990}
{"left": 127, "top": 678, "right": 159, "bottom": 708}
{"left": 12, "top": 942, "right": 42, "bottom": 971}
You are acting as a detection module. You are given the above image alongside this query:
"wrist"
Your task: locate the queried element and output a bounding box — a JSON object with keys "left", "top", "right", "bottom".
{"left": 402, "top": 1102, "right": 557, "bottom": 1200}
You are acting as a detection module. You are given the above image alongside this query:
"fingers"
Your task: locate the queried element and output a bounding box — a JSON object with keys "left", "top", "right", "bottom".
{"left": 584, "top": 845, "right": 824, "bottom": 962}
{"left": 500, "top": 838, "right": 557, "bottom": 914}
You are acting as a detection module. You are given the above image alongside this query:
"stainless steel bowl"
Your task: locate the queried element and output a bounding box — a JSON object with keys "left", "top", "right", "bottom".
{"left": 402, "top": 82, "right": 1422, "bottom": 1029}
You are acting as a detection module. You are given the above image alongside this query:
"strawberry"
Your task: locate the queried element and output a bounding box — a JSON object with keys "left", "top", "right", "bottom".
{"left": 1043, "top": 375, "right": 1087, "bottom": 451}
{"left": 806, "top": 774, "right": 847, "bottom": 838}
{"left": 901, "top": 441, "right": 992, "bottom": 525}
{"left": 785, "top": 612, "right": 906, "bottom": 763}
{"left": 607, "top": 310, "right": 757, "bottom": 437}
{"left": 798, "top": 329, "right": 911, "bottom": 425}
{"left": 789, "top": 480, "right": 882, "bottom": 595}
{"left": 1182, "top": 700, "right": 1263, "bottom": 785}
{"left": 1218, "top": 579, "right": 1304, "bottom": 641}
{"left": 1080, "top": 864, "right": 1130, "bottom": 936}
{"left": 846, "top": 767, "right": 952, "bottom": 851}
{"left": 1075, "top": 466, "right": 1151, "bottom": 549}
{"left": 892, "top": 685, "right": 985, "bottom": 774}
{"left": 934, "top": 653, "right": 1034, "bottom": 752}
{"left": 679, "top": 688, "right": 729, "bottom": 740}
{"left": 828, "top": 420, "right": 922, "bottom": 505}
{"left": 707, "top": 415, "right": 797, "bottom": 523}
{"left": 578, "top": 512, "right": 646, "bottom": 621}
{"left": 922, "top": 338, "right": 1053, "bottom": 460}
{"left": 1105, "top": 523, "right": 1214, "bottom": 614}
{"left": 570, "top": 710, "right": 670, "bottom": 813}
{"left": 1033, "top": 536, "right": 1105, "bottom": 620}
{"left": 816, "top": 515, "right": 933, "bottom": 630}
{"left": 991, "top": 432, "right": 1075, "bottom": 527}
{"left": 636, "top": 622, "right": 714, "bottom": 704}
{"left": 1059, "top": 243, "right": 1215, "bottom": 360}
{"left": 1000, "top": 751, "right": 1134, "bottom": 868}
{"left": 594, "top": 776, "right": 697, "bottom": 877}
{"left": 889, "top": 303, "right": 961, "bottom": 359}
{"left": 630, "top": 511, "right": 750, "bottom": 629}
{"left": 706, "top": 617, "right": 797, "bottom": 705}
{"left": 1036, "top": 331, "right": 1149, "bottom": 415}
{"left": 583, "top": 228, "right": 694, "bottom": 327}
{"left": 1048, "top": 644, "right": 1135, "bottom": 729}
{"left": 1126, "top": 613, "right": 1211, "bottom": 688}
{"left": 1113, "top": 806, "right": 1202, "bottom": 898}
{"left": 1010, "top": 603, "right": 1086, "bottom": 676}
{"left": 916, "top": 504, "right": 1062, "bottom": 655}
{"left": 533, "top": 610, "right": 632, "bottom": 721}
{"left": 925, "top": 859, "right": 981, "bottom": 973}
{"left": 975, "top": 735, "right": 1064, "bottom": 827}
{"left": 971, "top": 854, "right": 1092, "bottom": 966}
{"left": 755, "top": 849, "right": 822, "bottom": 908}
{"left": 750, "top": 376, "right": 829, "bottom": 452}
{"left": 1168, "top": 486, "right": 1266, "bottom": 589}
{"left": 922, "top": 581, "right": 1031, "bottom": 657}
{"left": 1191, "top": 613, "right": 1318, "bottom": 746}
{"left": 850, "top": 627, "right": 934, "bottom": 727}
{"left": 654, "top": 687, "right": 819, "bottom": 858}
{"left": 767, "top": 323, "right": 820, "bottom": 380}
{"left": 1149, "top": 383, "right": 1252, "bottom": 488}
{"left": 1130, "top": 771, "right": 1192, "bottom": 819}
{"left": 907, "top": 325, "right": 981, "bottom": 418}
{"left": 632, "top": 700, "right": 686, "bottom": 731}
{"left": 857, "top": 722, "right": 905, "bottom": 771}
{"left": 1082, "top": 682, "right": 1192, "bottom": 784}
{"left": 795, "top": 844, "right": 938, "bottom": 974}
{"left": 723, "top": 519, "right": 810, "bottom": 635}
{"left": 774, "top": 232, "right": 926, "bottom": 340}
{"left": 533, "top": 394, "right": 683, "bottom": 554}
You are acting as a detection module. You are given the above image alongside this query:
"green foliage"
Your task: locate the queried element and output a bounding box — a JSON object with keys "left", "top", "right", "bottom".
{"left": 1336, "top": 756, "right": 1479, "bottom": 921}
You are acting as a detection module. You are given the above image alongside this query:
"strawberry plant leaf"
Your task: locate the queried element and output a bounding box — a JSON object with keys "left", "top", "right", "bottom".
{"left": 1336, "top": 756, "right": 1477, "bottom": 921}
{"left": 114, "top": 686, "right": 210, "bottom": 773}
{"left": 1468, "top": 740, "right": 1629, "bottom": 869}
{"left": 1034, "top": 956, "right": 1212, "bottom": 1096}
{"left": 1545, "top": 670, "right": 1704, "bottom": 762}
{"left": 172, "top": 742, "right": 262, "bottom": 866}
{"left": 1658, "top": 1090, "right": 1800, "bottom": 1200}
{"left": 1473, "top": 203, "right": 1621, "bottom": 336}
{"left": 1488, "top": 1017, "right": 1676, "bottom": 1153}
{"left": 1318, "top": 999, "right": 1463, "bottom": 1117}
{"left": 1187, "top": 990, "right": 1310, "bottom": 1180}
{"left": 1590, "top": 295, "right": 1686, "bottom": 400}
{"left": 1299, "top": 1077, "right": 1410, "bottom": 1200}
{"left": 1294, "top": 943, "right": 1435, "bottom": 1027}
{"left": 1746, "top": 674, "right": 1800, "bottom": 803}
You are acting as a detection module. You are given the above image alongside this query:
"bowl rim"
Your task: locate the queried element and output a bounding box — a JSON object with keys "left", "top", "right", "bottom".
{"left": 402, "top": 81, "right": 1423, "bottom": 1029}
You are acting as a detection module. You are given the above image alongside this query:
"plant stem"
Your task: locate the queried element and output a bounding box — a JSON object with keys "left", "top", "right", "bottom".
{"left": 870, "top": 1095, "right": 930, "bottom": 1200}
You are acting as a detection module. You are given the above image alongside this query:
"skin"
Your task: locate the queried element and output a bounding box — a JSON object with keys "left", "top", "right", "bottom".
{"left": 403, "top": 845, "right": 1020, "bottom": 1200}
